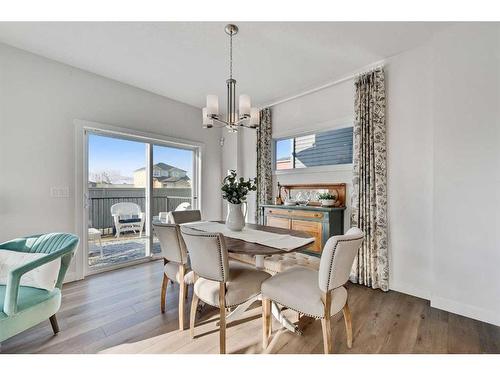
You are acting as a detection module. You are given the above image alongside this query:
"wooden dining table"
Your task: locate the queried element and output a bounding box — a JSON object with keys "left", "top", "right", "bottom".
{"left": 217, "top": 221, "right": 314, "bottom": 256}
{"left": 181, "top": 220, "right": 315, "bottom": 334}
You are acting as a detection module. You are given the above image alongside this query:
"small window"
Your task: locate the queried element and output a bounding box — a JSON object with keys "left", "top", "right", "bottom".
{"left": 274, "top": 127, "right": 353, "bottom": 170}
{"left": 276, "top": 138, "right": 293, "bottom": 170}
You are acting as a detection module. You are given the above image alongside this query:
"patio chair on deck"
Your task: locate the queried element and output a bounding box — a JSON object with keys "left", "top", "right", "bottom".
{"left": 110, "top": 202, "right": 145, "bottom": 238}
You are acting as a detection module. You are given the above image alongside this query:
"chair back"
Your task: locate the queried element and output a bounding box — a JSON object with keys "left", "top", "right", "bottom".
{"left": 318, "top": 227, "right": 364, "bottom": 293}
{"left": 0, "top": 233, "right": 79, "bottom": 289}
{"left": 169, "top": 210, "right": 202, "bottom": 224}
{"left": 180, "top": 226, "right": 229, "bottom": 282}
{"left": 153, "top": 223, "right": 188, "bottom": 264}
{"left": 175, "top": 202, "right": 191, "bottom": 211}
{"left": 110, "top": 202, "right": 141, "bottom": 219}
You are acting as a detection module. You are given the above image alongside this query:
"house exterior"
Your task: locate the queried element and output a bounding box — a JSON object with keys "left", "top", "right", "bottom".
{"left": 276, "top": 157, "right": 293, "bottom": 170}
{"left": 133, "top": 162, "right": 191, "bottom": 188}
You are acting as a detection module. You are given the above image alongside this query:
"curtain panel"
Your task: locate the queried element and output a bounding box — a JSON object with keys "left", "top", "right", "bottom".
{"left": 255, "top": 108, "right": 273, "bottom": 224}
{"left": 350, "top": 67, "right": 389, "bottom": 291}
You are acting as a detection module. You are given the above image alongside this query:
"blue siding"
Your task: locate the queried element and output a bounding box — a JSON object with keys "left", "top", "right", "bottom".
{"left": 278, "top": 127, "right": 353, "bottom": 169}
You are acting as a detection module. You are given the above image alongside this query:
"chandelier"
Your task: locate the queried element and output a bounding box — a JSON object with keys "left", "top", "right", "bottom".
{"left": 202, "top": 24, "right": 259, "bottom": 132}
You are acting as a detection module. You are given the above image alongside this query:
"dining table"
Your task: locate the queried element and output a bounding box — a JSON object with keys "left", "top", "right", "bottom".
{"left": 179, "top": 220, "right": 316, "bottom": 334}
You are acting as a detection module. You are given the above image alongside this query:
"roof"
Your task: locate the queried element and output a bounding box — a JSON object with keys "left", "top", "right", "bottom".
{"left": 134, "top": 162, "right": 186, "bottom": 173}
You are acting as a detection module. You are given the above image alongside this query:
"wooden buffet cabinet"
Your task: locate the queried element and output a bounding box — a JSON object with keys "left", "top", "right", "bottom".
{"left": 261, "top": 205, "right": 345, "bottom": 255}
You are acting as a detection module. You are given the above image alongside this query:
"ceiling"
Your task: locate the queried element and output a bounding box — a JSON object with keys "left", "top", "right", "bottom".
{"left": 0, "top": 22, "right": 451, "bottom": 108}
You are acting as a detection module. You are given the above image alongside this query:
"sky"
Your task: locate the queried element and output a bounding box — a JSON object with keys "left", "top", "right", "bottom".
{"left": 276, "top": 138, "right": 292, "bottom": 160}
{"left": 88, "top": 134, "right": 193, "bottom": 180}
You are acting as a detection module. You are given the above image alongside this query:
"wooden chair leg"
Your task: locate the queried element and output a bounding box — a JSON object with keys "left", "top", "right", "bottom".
{"left": 178, "top": 266, "right": 186, "bottom": 331}
{"left": 343, "top": 303, "right": 353, "bottom": 349}
{"left": 262, "top": 298, "right": 271, "bottom": 349}
{"left": 321, "top": 317, "right": 332, "bottom": 354}
{"left": 161, "top": 274, "right": 168, "bottom": 313}
{"left": 49, "top": 314, "right": 60, "bottom": 335}
{"left": 190, "top": 292, "right": 199, "bottom": 339}
{"left": 321, "top": 291, "right": 332, "bottom": 354}
{"left": 219, "top": 282, "right": 226, "bottom": 354}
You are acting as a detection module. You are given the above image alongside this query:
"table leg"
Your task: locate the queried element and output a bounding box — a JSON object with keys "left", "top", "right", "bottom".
{"left": 271, "top": 301, "right": 302, "bottom": 335}
{"left": 219, "top": 294, "right": 260, "bottom": 325}
{"left": 218, "top": 295, "right": 300, "bottom": 335}
{"left": 255, "top": 254, "right": 265, "bottom": 269}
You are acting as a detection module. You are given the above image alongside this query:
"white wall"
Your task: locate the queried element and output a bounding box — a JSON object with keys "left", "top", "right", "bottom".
{"left": 430, "top": 24, "right": 500, "bottom": 325}
{"left": 239, "top": 24, "right": 500, "bottom": 326}
{"left": 0, "top": 43, "right": 222, "bottom": 282}
{"left": 385, "top": 42, "right": 434, "bottom": 300}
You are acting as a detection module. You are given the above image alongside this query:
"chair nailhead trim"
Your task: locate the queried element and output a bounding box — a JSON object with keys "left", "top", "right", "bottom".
{"left": 181, "top": 228, "right": 227, "bottom": 282}
{"left": 325, "top": 236, "right": 364, "bottom": 291}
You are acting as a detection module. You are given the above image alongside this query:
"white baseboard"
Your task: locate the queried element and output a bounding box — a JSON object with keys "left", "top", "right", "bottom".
{"left": 431, "top": 295, "right": 500, "bottom": 327}
{"left": 63, "top": 272, "right": 82, "bottom": 284}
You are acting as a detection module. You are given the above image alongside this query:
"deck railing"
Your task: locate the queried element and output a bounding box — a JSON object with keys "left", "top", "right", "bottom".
{"left": 89, "top": 195, "right": 192, "bottom": 235}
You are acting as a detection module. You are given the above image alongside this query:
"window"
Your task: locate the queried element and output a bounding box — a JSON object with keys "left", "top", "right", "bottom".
{"left": 274, "top": 126, "right": 353, "bottom": 170}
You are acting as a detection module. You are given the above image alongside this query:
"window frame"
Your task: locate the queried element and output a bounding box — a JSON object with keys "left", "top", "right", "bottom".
{"left": 273, "top": 124, "right": 354, "bottom": 175}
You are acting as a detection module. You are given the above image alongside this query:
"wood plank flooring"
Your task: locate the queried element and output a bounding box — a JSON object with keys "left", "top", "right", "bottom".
{"left": 2, "top": 261, "right": 499, "bottom": 354}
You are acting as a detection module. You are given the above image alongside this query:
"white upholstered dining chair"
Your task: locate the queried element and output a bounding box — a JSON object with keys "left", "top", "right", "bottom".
{"left": 168, "top": 209, "right": 202, "bottom": 224}
{"left": 261, "top": 227, "right": 364, "bottom": 354}
{"left": 153, "top": 223, "right": 194, "bottom": 331}
{"left": 180, "top": 226, "right": 271, "bottom": 354}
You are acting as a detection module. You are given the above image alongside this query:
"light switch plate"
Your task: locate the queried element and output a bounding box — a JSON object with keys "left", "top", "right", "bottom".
{"left": 50, "top": 186, "right": 70, "bottom": 198}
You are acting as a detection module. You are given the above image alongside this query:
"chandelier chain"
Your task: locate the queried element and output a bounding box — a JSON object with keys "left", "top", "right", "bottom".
{"left": 229, "top": 32, "right": 233, "bottom": 79}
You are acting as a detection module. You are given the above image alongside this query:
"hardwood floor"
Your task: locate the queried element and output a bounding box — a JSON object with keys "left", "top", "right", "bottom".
{"left": 2, "top": 261, "right": 499, "bottom": 354}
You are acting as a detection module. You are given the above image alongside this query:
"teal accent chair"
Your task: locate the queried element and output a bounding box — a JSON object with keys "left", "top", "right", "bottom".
{"left": 0, "top": 233, "right": 79, "bottom": 344}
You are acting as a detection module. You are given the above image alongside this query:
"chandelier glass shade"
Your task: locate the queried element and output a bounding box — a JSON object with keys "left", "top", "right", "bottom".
{"left": 202, "top": 24, "right": 259, "bottom": 132}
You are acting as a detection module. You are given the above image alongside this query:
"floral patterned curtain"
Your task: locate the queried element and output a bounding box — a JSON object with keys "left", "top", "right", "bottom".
{"left": 350, "top": 67, "right": 389, "bottom": 291}
{"left": 255, "top": 108, "right": 273, "bottom": 224}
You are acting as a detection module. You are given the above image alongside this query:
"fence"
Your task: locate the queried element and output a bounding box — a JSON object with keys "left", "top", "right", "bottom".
{"left": 88, "top": 188, "right": 192, "bottom": 235}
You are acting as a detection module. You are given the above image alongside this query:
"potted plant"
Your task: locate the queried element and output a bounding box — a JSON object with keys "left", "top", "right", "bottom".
{"left": 317, "top": 192, "right": 337, "bottom": 207}
{"left": 221, "top": 170, "right": 257, "bottom": 231}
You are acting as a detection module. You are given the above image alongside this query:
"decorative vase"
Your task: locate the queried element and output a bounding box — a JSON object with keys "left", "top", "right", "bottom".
{"left": 226, "top": 202, "right": 246, "bottom": 231}
{"left": 320, "top": 199, "right": 335, "bottom": 207}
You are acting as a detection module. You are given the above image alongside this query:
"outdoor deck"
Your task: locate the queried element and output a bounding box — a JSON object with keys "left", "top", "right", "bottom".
{"left": 88, "top": 233, "right": 162, "bottom": 270}
{"left": 87, "top": 188, "right": 192, "bottom": 270}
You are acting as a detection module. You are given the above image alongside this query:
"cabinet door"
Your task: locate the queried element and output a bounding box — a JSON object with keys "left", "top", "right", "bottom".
{"left": 291, "top": 219, "right": 323, "bottom": 253}
{"left": 266, "top": 215, "right": 291, "bottom": 230}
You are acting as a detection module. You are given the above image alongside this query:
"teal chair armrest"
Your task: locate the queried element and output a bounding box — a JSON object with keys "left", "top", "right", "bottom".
{"left": 1, "top": 235, "right": 78, "bottom": 316}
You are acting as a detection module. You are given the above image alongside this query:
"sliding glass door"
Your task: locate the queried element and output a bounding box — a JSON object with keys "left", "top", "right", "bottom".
{"left": 84, "top": 129, "right": 199, "bottom": 275}
{"left": 86, "top": 133, "right": 149, "bottom": 271}
{"left": 151, "top": 144, "right": 196, "bottom": 255}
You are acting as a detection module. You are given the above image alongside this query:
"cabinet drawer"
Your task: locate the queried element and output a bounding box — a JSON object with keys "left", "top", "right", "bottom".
{"left": 266, "top": 216, "right": 291, "bottom": 229}
{"left": 265, "top": 208, "right": 292, "bottom": 217}
{"left": 265, "top": 208, "right": 324, "bottom": 220}
{"left": 291, "top": 219, "right": 322, "bottom": 253}
{"left": 291, "top": 210, "right": 324, "bottom": 220}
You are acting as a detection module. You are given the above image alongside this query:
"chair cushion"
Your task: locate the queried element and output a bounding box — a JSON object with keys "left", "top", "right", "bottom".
{"left": 261, "top": 266, "right": 347, "bottom": 318}
{"left": 194, "top": 261, "right": 270, "bottom": 308}
{"left": 263, "top": 252, "right": 320, "bottom": 274}
{"left": 164, "top": 262, "right": 194, "bottom": 285}
{"left": 118, "top": 218, "right": 141, "bottom": 224}
{"left": 0, "top": 250, "right": 60, "bottom": 291}
{"left": 0, "top": 285, "right": 61, "bottom": 342}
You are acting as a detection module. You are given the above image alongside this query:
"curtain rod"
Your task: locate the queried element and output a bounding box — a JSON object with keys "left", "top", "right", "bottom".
{"left": 261, "top": 59, "right": 386, "bottom": 109}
